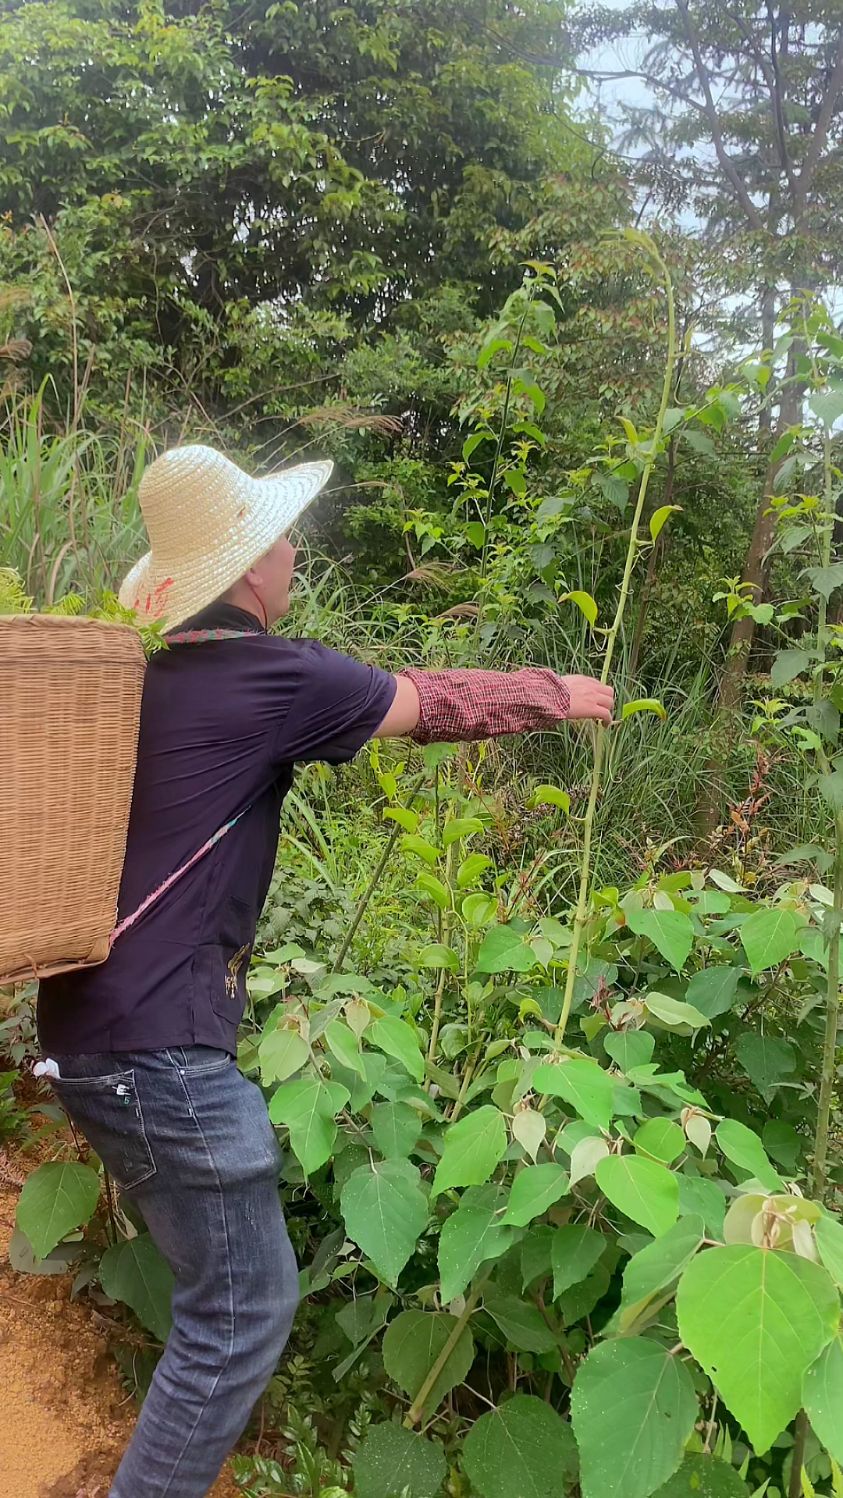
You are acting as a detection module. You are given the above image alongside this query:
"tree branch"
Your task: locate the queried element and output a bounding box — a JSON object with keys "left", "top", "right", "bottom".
{"left": 674, "top": 0, "right": 765, "bottom": 230}
{"left": 732, "top": 4, "right": 799, "bottom": 202}
{"left": 575, "top": 65, "right": 708, "bottom": 117}
{"left": 794, "top": 29, "right": 843, "bottom": 217}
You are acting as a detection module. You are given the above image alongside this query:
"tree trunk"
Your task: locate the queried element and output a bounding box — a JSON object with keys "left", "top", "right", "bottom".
{"left": 627, "top": 438, "right": 676, "bottom": 683}
{"left": 697, "top": 288, "right": 807, "bottom": 837}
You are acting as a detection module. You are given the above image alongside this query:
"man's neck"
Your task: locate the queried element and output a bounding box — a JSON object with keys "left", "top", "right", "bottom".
{"left": 185, "top": 599, "right": 267, "bottom": 635}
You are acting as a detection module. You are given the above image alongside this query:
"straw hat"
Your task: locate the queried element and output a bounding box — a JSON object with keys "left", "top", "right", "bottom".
{"left": 118, "top": 444, "right": 333, "bottom": 629}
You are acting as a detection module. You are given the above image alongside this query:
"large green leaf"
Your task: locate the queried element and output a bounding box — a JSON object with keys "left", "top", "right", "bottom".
{"left": 739, "top": 908, "right": 801, "bottom": 974}
{"left": 438, "top": 1185, "right": 516, "bottom": 1303}
{"left": 475, "top": 924, "right": 538, "bottom": 974}
{"left": 651, "top": 1455, "right": 748, "bottom": 1495}
{"left": 809, "top": 384, "right": 843, "bottom": 430}
{"left": 463, "top": 1395, "right": 578, "bottom": 1498}
{"left": 677, "top": 1176, "right": 726, "bottom": 1238}
{"left": 803, "top": 1333, "right": 843, "bottom": 1464}
{"left": 259, "top": 1025, "right": 309, "bottom": 1085}
{"left": 596, "top": 1154, "right": 679, "bottom": 1237}
{"left": 324, "top": 1018, "right": 366, "bottom": 1077}
{"left": 572, "top": 1336, "right": 698, "bottom": 1498}
{"left": 676, "top": 1244, "right": 839, "bottom": 1452}
{"left": 804, "top": 563, "right": 843, "bottom": 601}
{"left": 715, "top": 1119, "right": 783, "bottom": 1192}
{"left": 815, "top": 1213, "right": 843, "bottom": 1287}
{"left": 341, "top": 1159, "right": 428, "bottom": 1286}
{"left": 268, "top": 1076, "right": 349, "bottom": 1175}
{"left": 382, "top": 1310, "right": 474, "bottom": 1421}
{"left": 604, "top": 1031, "right": 655, "bottom": 1071}
{"left": 619, "top": 1215, "right": 705, "bottom": 1330}
{"left": 500, "top": 1164, "right": 569, "bottom": 1227}
{"left": 352, "top": 1423, "right": 446, "bottom": 1498}
{"left": 432, "top": 1105, "right": 507, "bottom": 1196}
{"left": 734, "top": 1033, "right": 796, "bottom": 1097}
{"left": 551, "top": 1223, "right": 606, "bottom": 1299}
{"left": 770, "top": 648, "right": 812, "bottom": 690}
{"left": 368, "top": 1016, "right": 425, "bottom": 1083}
{"left": 100, "top": 1234, "right": 174, "bottom": 1342}
{"left": 371, "top": 1102, "right": 422, "bottom": 1160}
{"left": 634, "top": 1118, "right": 686, "bottom": 1165}
{"left": 645, "top": 993, "right": 710, "bottom": 1031}
{"left": 521, "top": 1223, "right": 555, "bottom": 1290}
{"left": 626, "top": 908, "right": 694, "bottom": 970}
{"left": 482, "top": 1290, "right": 557, "bottom": 1353}
{"left": 685, "top": 965, "right": 743, "bottom": 1020}
{"left": 533, "top": 1057, "right": 615, "bottom": 1130}
{"left": 16, "top": 1161, "right": 100, "bottom": 1260}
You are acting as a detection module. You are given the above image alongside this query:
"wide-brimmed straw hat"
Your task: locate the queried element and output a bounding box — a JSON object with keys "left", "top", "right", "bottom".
{"left": 118, "top": 444, "right": 333, "bottom": 629}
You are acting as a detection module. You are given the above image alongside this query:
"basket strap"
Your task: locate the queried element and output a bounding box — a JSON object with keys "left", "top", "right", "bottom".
{"left": 110, "top": 808, "right": 249, "bottom": 947}
{"left": 111, "top": 627, "right": 258, "bottom": 948}
{"left": 166, "top": 628, "right": 257, "bottom": 644}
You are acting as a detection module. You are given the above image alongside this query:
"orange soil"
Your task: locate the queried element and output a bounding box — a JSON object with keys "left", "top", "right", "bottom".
{"left": 0, "top": 1145, "right": 240, "bottom": 1498}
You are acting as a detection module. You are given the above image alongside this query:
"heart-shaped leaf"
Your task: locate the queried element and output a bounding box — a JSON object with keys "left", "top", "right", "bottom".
{"left": 739, "top": 908, "right": 801, "bottom": 974}
{"left": 383, "top": 1310, "right": 474, "bottom": 1421}
{"left": 352, "top": 1424, "right": 445, "bottom": 1498}
{"left": 803, "top": 1333, "right": 843, "bottom": 1464}
{"left": 341, "top": 1159, "right": 429, "bottom": 1286}
{"left": 627, "top": 908, "right": 694, "bottom": 970}
{"left": 677, "top": 1244, "right": 838, "bottom": 1452}
{"left": 572, "top": 1336, "right": 697, "bottom": 1498}
{"left": 596, "top": 1154, "right": 679, "bottom": 1237}
{"left": 433, "top": 1105, "right": 507, "bottom": 1196}
{"left": 16, "top": 1161, "right": 100, "bottom": 1260}
{"left": 463, "top": 1394, "right": 578, "bottom": 1498}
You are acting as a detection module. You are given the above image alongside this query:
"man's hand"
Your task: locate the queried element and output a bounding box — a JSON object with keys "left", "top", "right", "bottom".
{"left": 560, "top": 675, "right": 614, "bottom": 724}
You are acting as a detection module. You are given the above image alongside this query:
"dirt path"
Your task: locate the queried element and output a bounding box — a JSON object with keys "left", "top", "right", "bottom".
{"left": 0, "top": 1149, "right": 240, "bottom": 1498}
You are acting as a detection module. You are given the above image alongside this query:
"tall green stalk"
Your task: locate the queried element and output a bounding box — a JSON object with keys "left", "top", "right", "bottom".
{"left": 810, "top": 427, "right": 842, "bottom": 1203}
{"left": 554, "top": 233, "right": 677, "bottom": 1046}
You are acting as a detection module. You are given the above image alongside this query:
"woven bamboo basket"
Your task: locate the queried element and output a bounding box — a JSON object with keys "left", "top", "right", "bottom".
{"left": 0, "top": 614, "right": 146, "bottom": 984}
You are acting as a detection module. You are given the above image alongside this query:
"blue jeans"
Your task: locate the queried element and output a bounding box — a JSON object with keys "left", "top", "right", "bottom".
{"left": 48, "top": 1046, "right": 299, "bottom": 1497}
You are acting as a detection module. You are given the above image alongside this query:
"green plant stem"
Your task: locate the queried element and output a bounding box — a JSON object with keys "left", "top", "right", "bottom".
{"left": 427, "top": 970, "right": 447, "bottom": 1067}
{"left": 427, "top": 843, "right": 455, "bottom": 1065}
{"left": 554, "top": 235, "right": 677, "bottom": 1046}
{"left": 449, "top": 1045, "right": 482, "bottom": 1123}
{"left": 809, "top": 428, "right": 841, "bottom": 1203}
{"left": 331, "top": 772, "right": 426, "bottom": 973}
{"left": 403, "top": 1280, "right": 485, "bottom": 1427}
{"left": 814, "top": 431, "right": 833, "bottom": 708}
{"left": 812, "top": 810, "right": 843, "bottom": 1199}
{"left": 789, "top": 1409, "right": 809, "bottom": 1498}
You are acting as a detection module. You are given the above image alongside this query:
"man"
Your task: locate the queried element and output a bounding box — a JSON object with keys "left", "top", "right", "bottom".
{"left": 38, "top": 445, "right": 613, "bottom": 1498}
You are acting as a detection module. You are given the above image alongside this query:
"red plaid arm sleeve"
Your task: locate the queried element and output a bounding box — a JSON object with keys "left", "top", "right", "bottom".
{"left": 398, "top": 667, "right": 571, "bottom": 745}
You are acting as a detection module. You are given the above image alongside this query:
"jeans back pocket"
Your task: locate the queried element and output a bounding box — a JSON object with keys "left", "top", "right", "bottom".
{"left": 51, "top": 1068, "right": 156, "bottom": 1191}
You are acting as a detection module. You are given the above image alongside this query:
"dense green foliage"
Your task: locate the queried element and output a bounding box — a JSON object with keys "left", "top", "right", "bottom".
{"left": 2, "top": 3, "right": 843, "bottom": 1497}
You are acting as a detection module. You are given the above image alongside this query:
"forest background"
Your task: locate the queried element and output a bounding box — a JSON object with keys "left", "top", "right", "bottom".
{"left": 2, "top": 5, "right": 843, "bottom": 1498}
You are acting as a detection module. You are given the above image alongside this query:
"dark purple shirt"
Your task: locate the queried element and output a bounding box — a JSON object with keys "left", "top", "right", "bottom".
{"left": 37, "top": 604, "right": 396, "bottom": 1055}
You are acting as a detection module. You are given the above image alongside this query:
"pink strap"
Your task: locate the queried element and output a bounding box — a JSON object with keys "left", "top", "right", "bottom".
{"left": 110, "top": 627, "right": 254, "bottom": 948}
{"left": 110, "top": 811, "right": 246, "bottom": 947}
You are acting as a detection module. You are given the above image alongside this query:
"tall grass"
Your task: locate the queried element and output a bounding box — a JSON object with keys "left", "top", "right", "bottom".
{"left": 0, "top": 383, "right": 146, "bottom": 602}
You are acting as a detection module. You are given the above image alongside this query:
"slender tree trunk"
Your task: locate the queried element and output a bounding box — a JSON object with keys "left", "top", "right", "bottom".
{"left": 697, "top": 287, "right": 807, "bottom": 837}
{"left": 627, "top": 439, "right": 676, "bottom": 683}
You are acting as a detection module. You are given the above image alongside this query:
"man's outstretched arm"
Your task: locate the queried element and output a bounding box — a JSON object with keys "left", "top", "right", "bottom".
{"left": 373, "top": 668, "right": 613, "bottom": 742}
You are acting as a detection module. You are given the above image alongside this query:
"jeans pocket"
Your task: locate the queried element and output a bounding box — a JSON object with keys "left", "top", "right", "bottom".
{"left": 169, "top": 1045, "right": 233, "bottom": 1076}
{"left": 50, "top": 1069, "right": 157, "bottom": 1191}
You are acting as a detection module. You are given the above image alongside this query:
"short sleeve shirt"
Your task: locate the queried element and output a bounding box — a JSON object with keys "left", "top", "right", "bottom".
{"left": 37, "top": 603, "right": 397, "bottom": 1055}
